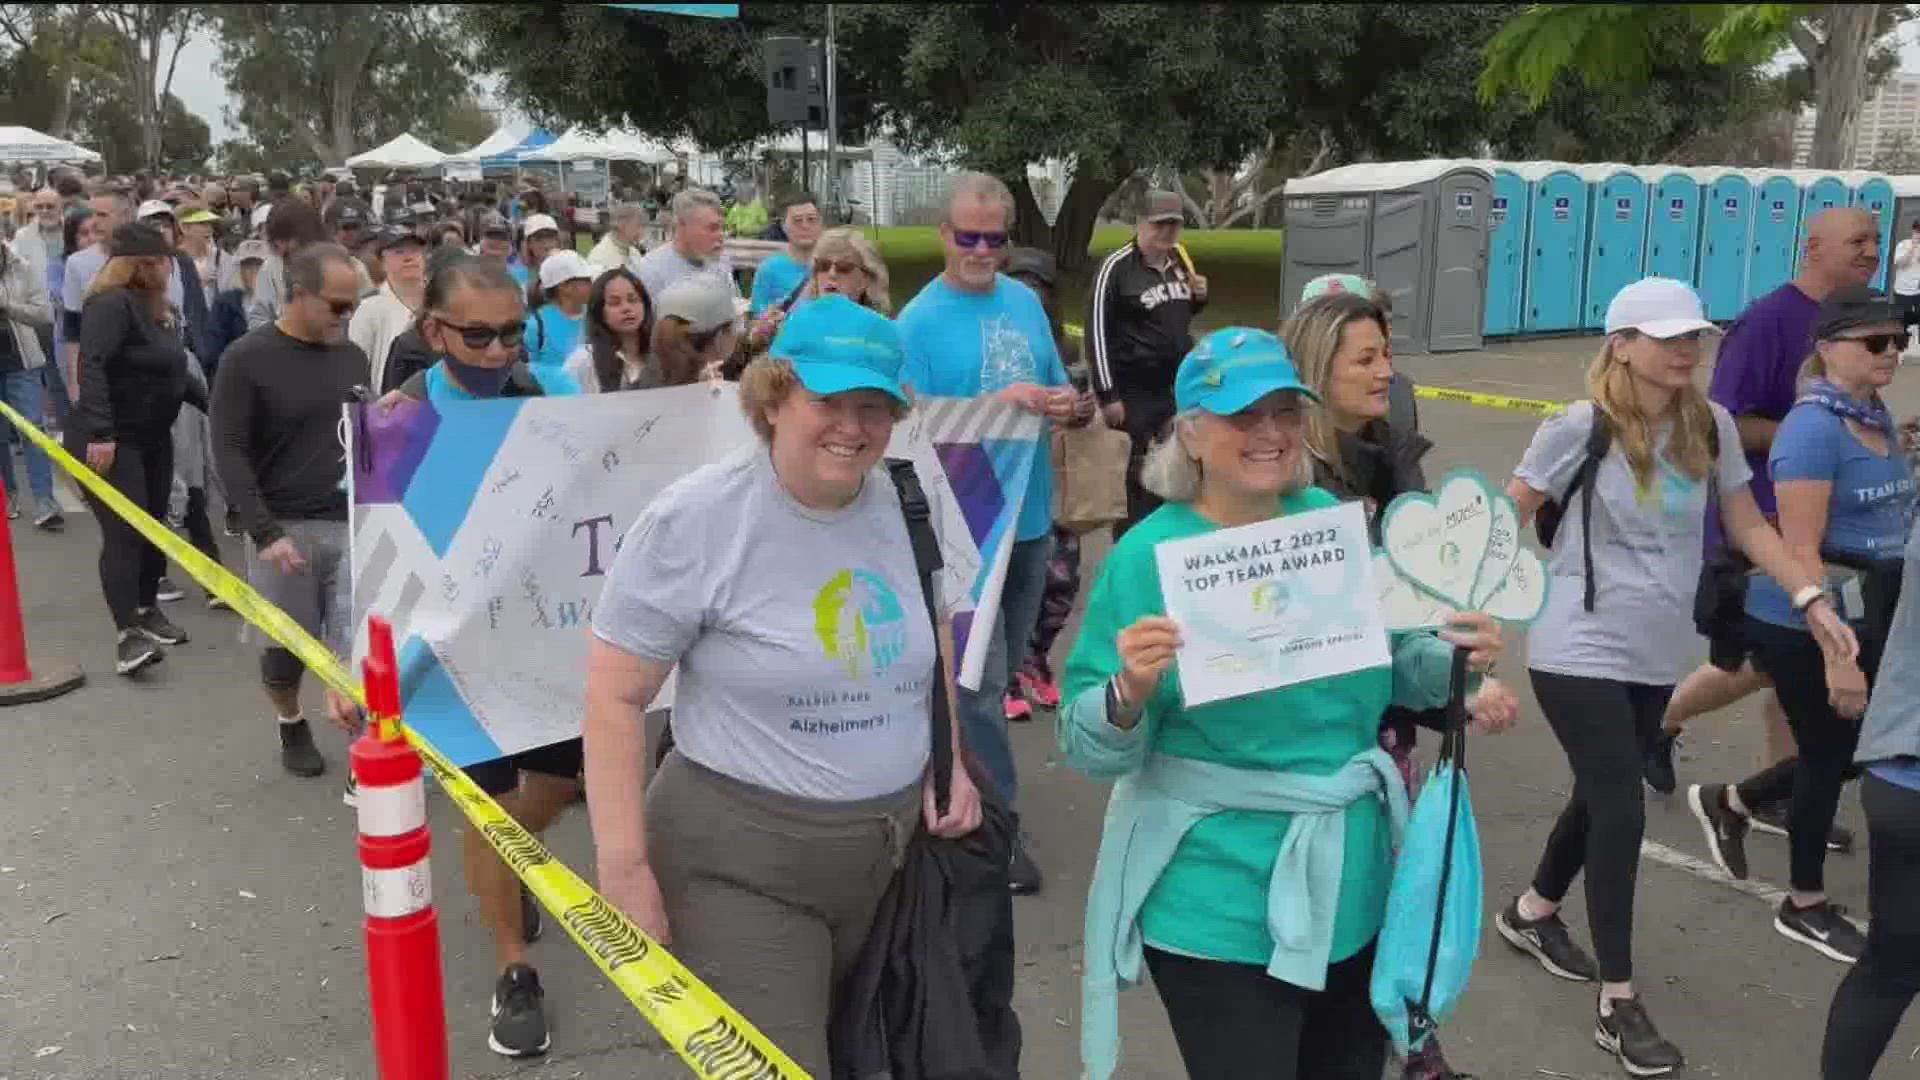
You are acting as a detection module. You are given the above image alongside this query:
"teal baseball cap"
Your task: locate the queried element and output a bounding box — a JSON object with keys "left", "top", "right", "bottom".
{"left": 769, "top": 294, "right": 910, "bottom": 404}
{"left": 1299, "top": 273, "right": 1374, "bottom": 304}
{"left": 1174, "top": 327, "right": 1319, "bottom": 415}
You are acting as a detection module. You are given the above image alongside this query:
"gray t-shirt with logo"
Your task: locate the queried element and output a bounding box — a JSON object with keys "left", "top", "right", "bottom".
{"left": 592, "top": 445, "right": 937, "bottom": 801}
{"left": 1516, "top": 401, "right": 1752, "bottom": 686}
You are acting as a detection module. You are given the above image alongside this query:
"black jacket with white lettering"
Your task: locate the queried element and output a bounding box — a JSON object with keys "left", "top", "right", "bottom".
{"left": 1084, "top": 239, "right": 1205, "bottom": 404}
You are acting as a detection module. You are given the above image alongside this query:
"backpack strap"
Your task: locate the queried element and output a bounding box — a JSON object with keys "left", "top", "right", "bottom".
{"left": 886, "top": 458, "right": 952, "bottom": 815}
{"left": 1565, "top": 409, "right": 1613, "bottom": 614}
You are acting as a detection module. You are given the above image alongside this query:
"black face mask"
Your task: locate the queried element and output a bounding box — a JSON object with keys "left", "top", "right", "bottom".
{"left": 441, "top": 353, "right": 512, "bottom": 397}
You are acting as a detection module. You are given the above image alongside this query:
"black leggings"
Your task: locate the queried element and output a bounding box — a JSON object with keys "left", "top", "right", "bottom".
{"left": 181, "top": 485, "right": 220, "bottom": 568}
{"left": 1734, "top": 618, "right": 1877, "bottom": 893}
{"left": 76, "top": 435, "right": 172, "bottom": 631}
{"left": 1822, "top": 772, "right": 1920, "bottom": 1079}
{"left": 1144, "top": 943, "right": 1387, "bottom": 1080}
{"left": 1528, "top": 670, "right": 1674, "bottom": 983}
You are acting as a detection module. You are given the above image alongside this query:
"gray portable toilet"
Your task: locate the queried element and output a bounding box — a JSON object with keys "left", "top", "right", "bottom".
{"left": 1280, "top": 159, "right": 1493, "bottom": 353}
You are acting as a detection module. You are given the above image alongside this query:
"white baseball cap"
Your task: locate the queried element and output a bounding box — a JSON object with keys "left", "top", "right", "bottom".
{"left": 521, "top": 213, "right": 560, "bottom": 237}
{"left": 538, "top": 250, "right": 594, "bottom": 291}
{"left": 1605, "top": 277, "right": 1718, "bottom": 339}
{"left": 135, "top": 199, "right": 175, "bottom": 222}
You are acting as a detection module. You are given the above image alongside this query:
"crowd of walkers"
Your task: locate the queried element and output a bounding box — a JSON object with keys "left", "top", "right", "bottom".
{"left": 7, "top": 151, "right": 1918, "bottom": 1080}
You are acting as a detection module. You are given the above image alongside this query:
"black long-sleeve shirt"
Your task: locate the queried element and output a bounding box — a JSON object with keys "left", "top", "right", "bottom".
{"left": 1084, "top": 240, "right": 1205, "bottom": 404}
{"left": 210, "top": 324, "right": 368, "bottom": 546}
{"left": 75, "top": 287, "right": 199, "bottom": 443}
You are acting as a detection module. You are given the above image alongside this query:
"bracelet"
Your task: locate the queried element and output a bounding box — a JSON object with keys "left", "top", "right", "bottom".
{"left": 1107, "top": 675, "right": 1144, "bottom": 724}
{"left": 1790, "top": 585, "right": 1829, "bottom": 612}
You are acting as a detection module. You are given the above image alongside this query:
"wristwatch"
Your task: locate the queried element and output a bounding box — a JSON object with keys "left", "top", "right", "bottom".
{"left": 1790, "top": 585, "right": 1830, "bottom": 613}
{"left": 1106, "top": 675, "right": 1144, "bottom": 726}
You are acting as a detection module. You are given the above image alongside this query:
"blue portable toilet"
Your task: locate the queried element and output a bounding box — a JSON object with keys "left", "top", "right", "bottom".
{"left": 1852, "top": 172, "right": 1896, "bottom": 292}
{"left": 1647, "top": 168, "right": 1703, "bottom": 285}
{"left": 1583, "top": 164, "right": 1651, "bottom": 329}
{"left": 1484, "top": 164, "right": 1532, "bottom": 335}
{"left": 1801, "top": 171, "right": 1851, "bottom": 243}
{"left": 1523, "top": 164, "right": 1591, "bottom": 333}
{"left": 1747, "top": 171, "right": 1802, "bottom": 307}
{"left": 1698, "top": 168, "right": 1752, "bottom": 322}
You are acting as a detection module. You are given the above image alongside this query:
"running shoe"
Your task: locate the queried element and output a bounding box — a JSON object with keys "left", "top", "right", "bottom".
{"left": 1774, "top": 899, "right": 1866, "bottom": 964}
{"left": 1004, "top": 690, "right": 1032, "bottom": 722}
{"left": 133, "top": 606, "right": 188, "bottom": 645}
{"left": 115, "top": 630, "right": 162, "bottom": 676}
{"left": 207, "top": 593, "right": 231, "bottom": 611}
{"left": 1495, "top": 896, "right": 1598, "bottom": 981}
{"left": 1019, "top": 668, "right": 1062, "bottom": 710}
{"left": 156, "top": 577, "right": 185, "bottom": 602}
{"left": 223, "top": 509, "right": 242, "bottom": 538}
{"left": 1595, "top": 996, "right": 1684, "bottom": 1077}
{"left": 1009, "top": 833, "right": 1043, "bottom": 896}
{"left": 279, "top": 718, "right": 326, "bottom": 778}
{"left": 521, "top": 882, "right": 543, "bottom": 944}
{"left": 1749, "top": 803, "right": 1854, "bottom": 852}
{"left": 489, "top": 963, "right": 551, "bottom": 1057}
{"left": 1688, "top": 783, "right": 1750, "bottom": 880}
{"left": 6, "top": 499, "right": 18, "bottom": 520}
{"left": 341, "top": 773, "right": 357, "bottom": 808}
{"left": 32, "top": 502, "right": 62, "bottom": 531}
{"left": 1643, "top": 730, "right": 1679, "bottom": 795}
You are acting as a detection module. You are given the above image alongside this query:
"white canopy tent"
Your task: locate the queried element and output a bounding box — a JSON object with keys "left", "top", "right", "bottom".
{"left": 518, "top": 127, "right": 680, "bottom": 165}
{"left": 346, "top": 133, "right": 447, "bottom": 170}
{"left": 0, "top": 126, "right": 100, "bottom": 165}
{"left": 445, "top": 123, "right": 531, "bottom": 164}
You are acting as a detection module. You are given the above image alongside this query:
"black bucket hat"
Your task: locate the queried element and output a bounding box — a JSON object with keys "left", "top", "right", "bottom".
{"left": 1815, "top": 285, "right": 1902, "bottom": 341}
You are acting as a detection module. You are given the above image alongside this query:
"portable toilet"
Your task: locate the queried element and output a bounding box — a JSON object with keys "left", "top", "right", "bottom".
{"left": 1890, "top": 176, "right": 1920, "bottom": 287}
{"left": 1647, "top": 168, "right": 1703, "bottom": 285}
{"left": 1698, "top": 168, "right": 1753, "bottom": 321}
{"left": 1746, "top": 171, "right": 1802, "bottom": 307}
{"left": 1484, "top": 163, "right": 1533, "bottom": 336}
{"left": 1850, "top": 172, "right": 1896, "bottom": 292}
{"left": 1800, "top": 171, "right": 1852, "bottom": 241}
{"left": 1583, "top": 164, "right": 1651, "bottom": 329}
{"left": 1523, "top": 163, "right": 1592, "bottom": 333}
{"left": 1280, "top": 159, "right": 1493, "bottom": 353}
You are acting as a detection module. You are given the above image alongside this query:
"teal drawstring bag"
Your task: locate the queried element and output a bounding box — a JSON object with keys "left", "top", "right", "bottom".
{"left": 1370, "top": 648, "right": 1483, "bottom": 1057}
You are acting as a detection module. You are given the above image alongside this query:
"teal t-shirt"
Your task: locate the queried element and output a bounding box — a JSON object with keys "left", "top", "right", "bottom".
{"left": 749, "top": 251, "right": 810, "bottom": 316}
{"left": 897, "top": 275, "right": 1070, "bottom": 542}
{"left": 423, "top": 364, "right": 478, "bottom": 403}
{"left": 1062, "top": 489, "right": 1397, "bottom": 967}
{"left": 526, "top": 306, "right": 584, "bottom": 395}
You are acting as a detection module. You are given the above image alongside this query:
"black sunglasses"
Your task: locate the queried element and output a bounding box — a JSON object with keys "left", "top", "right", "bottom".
{"left": 434, "top": 316, "right": 525, "bottom": 350}
{"left": 1839, "top": 331, "right": 1910, "bottom": 354}
{"left": 951, "top": 229, "right": 1009, "bottom": 251}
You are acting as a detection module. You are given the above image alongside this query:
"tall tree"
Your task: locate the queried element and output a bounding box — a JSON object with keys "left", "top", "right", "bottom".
{"left": 1481, "top": 4, "right": 1913, "bottom": 169}
{"left": 213, "top": 5, "right": 485, "bottom": 166}
{"left": 0, "top": 4, "right": 99, "bottom": 138}
{"left": 92, "top": 3, "right": 199, "bottom": 171}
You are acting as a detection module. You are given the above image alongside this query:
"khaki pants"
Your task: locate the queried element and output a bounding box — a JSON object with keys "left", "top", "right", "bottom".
{"left": 647, "top": 754, "right": 919, "bottom": 1075}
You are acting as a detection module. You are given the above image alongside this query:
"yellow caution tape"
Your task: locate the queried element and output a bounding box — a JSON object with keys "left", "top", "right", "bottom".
{"left": 2, "top": 402, "right": 810, "bottom": 1079}
{"left": 1410, "top": 386, "right": 1568, "bottom": 416}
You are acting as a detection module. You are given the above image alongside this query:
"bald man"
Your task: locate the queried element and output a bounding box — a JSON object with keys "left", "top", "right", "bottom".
{"left": 1653, "top": 208, "right": 1881, "bottom": 847}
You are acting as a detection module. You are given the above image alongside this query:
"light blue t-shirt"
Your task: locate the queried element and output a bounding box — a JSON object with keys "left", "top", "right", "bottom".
{"left": 508, "top": 261, "right": 528, "bottom": 289}
{"left": 897, "top": 274, "right": 1070, "bottom": 541}
{"left": 525, "top": 306, "right": 584, "bottom": 395}
{"left": 749, "top": 251, "right": 810, "bottom": 317}
{"left": 423, "top": 364, "right": 478, "bottom": 403}
{"left": 1748, "top": 403, "right": 1916, "bottom": 628}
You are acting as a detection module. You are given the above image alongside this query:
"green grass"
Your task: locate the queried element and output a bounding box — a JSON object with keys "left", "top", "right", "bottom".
{"left": 871, "top": 226, "right": 1284, "bottom": 331}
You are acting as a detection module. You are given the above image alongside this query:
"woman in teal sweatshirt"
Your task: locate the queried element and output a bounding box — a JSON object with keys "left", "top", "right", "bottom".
{"left": 1060, "top": 327, "right": 1517, "bottom": 1080}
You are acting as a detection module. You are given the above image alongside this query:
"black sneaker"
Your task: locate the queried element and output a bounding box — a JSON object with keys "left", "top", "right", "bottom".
{"left": 1495, "top": 897, "right": 1598, "bottom": 981}
{"left": 1643, "top": 731, "right": 1679, "bottom": 795}
{"left": 115, "top": 630, "right": 162, "bottom": 676}
{"left": 32, "top": 505, "right": 63, "bottom": 531}
{"left": 278, "top": 719, "right": 326, "bottom": 778}
{"left": 1009, "top": 834, "right": 1042, "bottom": 896}
{"left": 207, "top": 594, "right": 231, "bottom": 611}
{"left": 133, "top": 606, "right": 188, "bottom": 645}
{"left": 1750, "top": 803, "right": 1854, "bottom": 852}
{"left": 488, "top": 963, "right": 551, "bottom": 1058}
{"left": 520, "top": 882, "right": 543, "bottom": 944}
{"left": 341, "top": 773, "right": 358, "bottom": 808}
{"left": 1595, "top": 996, "right": 1684, "bottom": 1077}
{"left": 224, "top": 510, "right": 242, "bottom": 538}
{"left": 155, "top": 577, "right": 185, "bottom": 602}
{"left": 1775, "top": 899, "right": 1866, "bottom": 964}
{"left": 1688, "top": 783, "right": 1750, "bottom": 880}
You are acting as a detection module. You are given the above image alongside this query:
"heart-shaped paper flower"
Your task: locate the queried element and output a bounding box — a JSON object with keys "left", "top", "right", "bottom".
{"left": 1380, "top": 471, "right": 1497, "bottom": 610}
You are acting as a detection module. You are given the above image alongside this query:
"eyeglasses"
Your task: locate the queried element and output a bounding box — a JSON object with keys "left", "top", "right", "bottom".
{"left": 950, "top": 229, "right": 1009, "bottom": 251}
{"left": 814, "top": 258, "right": 865, "bottom": 275}
{"left": 434, "top": 316, "right": 525, "bottom": 350}
{"left": 1840, "top": 331, "right": 1910, "bottom": 354}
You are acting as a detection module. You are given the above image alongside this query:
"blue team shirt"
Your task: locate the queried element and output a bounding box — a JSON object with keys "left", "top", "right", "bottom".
{"left": 424, "top": 364, "right": 478, "bottom": 403}
{"left": 897, "top": 274, "right": 1070, "bottom": 541}
{"left": 1747, "top": 403, "right": 1916, "bottom": 628}
{"left": 525, "top": 306, "right": 583, "bottom": 395}
{"left": 749, "top": 252, "right": 810, "bottom": 317}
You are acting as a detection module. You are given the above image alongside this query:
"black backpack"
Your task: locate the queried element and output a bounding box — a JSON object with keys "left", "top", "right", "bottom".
{"left": 1535, "top": 407, "right": 1718, "bottom": 613}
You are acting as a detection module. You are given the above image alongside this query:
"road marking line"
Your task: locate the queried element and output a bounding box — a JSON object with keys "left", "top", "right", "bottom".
{"left": 1639, "top": 838, "right": 1865, "bottom": 932}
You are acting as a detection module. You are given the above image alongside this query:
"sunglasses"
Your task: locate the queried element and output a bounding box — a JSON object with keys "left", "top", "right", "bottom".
{"left": 1840, "top": 331, "right": 1910, "bottom": 354}
{"left": 320, "top": 298, "right": 358, "bottom": 317}
{"left": 435, "top": 316, "right": 525, "bottom": 350}
{"left": 950, "top": 229, "right": 1009, "bottom": 251}
{"left": 814, "top": 258, "right": 865, "bottom": 275}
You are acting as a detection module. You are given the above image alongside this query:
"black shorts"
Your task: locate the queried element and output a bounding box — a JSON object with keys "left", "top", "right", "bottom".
{"left": 1708, "top": 626, "right": 1752, "bottom": 673}
{"left": 464, "top": 738, "right": 585, "bottom": 796}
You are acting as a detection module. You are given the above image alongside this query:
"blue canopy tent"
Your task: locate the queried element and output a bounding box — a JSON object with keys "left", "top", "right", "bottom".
{"left": 481, "top": 128, "right": 557, "bottom": 174}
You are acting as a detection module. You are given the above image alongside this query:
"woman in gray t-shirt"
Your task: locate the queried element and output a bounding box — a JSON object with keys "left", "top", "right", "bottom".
{"left": 1492, "top": 278, "right": 1853, "bottom": 1077}
{"left": 581, "top": 296, "right": 983, "bottom": 1075}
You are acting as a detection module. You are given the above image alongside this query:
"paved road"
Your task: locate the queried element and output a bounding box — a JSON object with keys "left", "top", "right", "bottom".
{"left": 4, "top": 336, "right": 1918, "bottom": 1079}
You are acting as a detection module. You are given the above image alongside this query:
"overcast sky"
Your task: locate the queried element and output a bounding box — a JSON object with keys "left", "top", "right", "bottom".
{"left": 165, "top": 25, "right": 1920, "bottom": 153}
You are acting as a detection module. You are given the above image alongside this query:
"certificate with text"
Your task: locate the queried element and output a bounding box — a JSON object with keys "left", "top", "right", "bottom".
{"left": 1153, "top": 500, "right": 1389, "bottom": 707}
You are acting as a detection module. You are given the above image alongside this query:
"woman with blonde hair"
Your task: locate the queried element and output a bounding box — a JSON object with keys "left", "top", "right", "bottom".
{"left": 1497, "top": 278, "right": 1857, "bottom": 1076}
{"left": 71, "top": 223, "right": 202, "bottom": 675}
{"left": 1061, "top": 326, "right": 1514, "bottom": 1080}
{"left": 744, "top": 226, "right": 891, "bottom": 351}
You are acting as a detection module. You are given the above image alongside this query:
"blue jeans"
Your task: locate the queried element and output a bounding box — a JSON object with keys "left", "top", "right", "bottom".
{"left": 0, "top": 369, "right": 53, "bottom": 505}
{"left": 958, "top": 534, "right": 1053, "bottom": 806}
{"left": 39, "top": 344, "right": 70, "bottom": 429}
